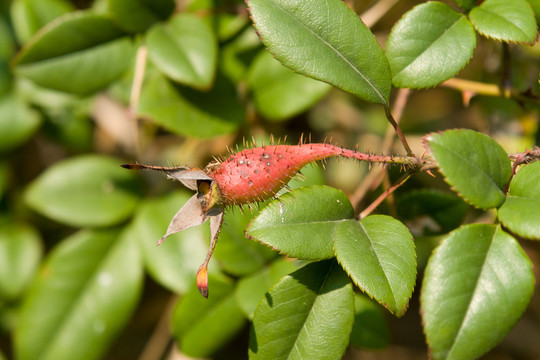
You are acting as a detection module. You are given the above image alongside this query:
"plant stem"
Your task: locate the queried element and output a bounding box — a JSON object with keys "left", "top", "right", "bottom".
{"left": 384, "top": 105, "right": 415, "bottom": 157}
{"left": 359, "top": 172, "right": 411, "bottom": 219}
{"left": 129, "top": 45, "right": 148, "bottom": 157}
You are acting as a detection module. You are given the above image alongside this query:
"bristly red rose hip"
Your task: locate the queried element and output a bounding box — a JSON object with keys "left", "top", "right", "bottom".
{"left": 122, "top": 141, "right": 416, "bottom": 297}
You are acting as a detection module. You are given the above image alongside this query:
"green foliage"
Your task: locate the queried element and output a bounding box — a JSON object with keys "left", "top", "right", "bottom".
{"left": 421, "top": 224, "right": 534, "bottom": 360}
{"left": 386, "top": 2, "right": 476, "bottom": 88}
{"left": 1, "top": 0, "right": 539, "bottom": 359}
{"left": 426, "top": 129, "right": 512, "bottom": 209}
{"left": 247, "top": 0, "right": 391, "bottom": 105}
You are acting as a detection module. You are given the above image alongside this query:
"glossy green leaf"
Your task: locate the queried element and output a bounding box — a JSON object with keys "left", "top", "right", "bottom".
{"left": 247, "top": 0, "right": 391, "bottom": 105}
{"left": 0, "top": 221, "right": 42, "bottom": 301}
{"left": 0, "top": 95, "right": 41, "bottom": 152}
{"left": 213, "top": 208, "right": 277, "bottom": 276}
{"left": 350, "top": 294, "right": 390, "bottom": 350}
{"left": 10, "top": 0, "right": 74, "bottom": 44}
{"left": 386, "top": 2, "right": 476, "bottom": 89}
{"left": 333, "top": 215, "right": 416, "bottom": 316}
{"left": 107, "top": 0, "right": 175, "bottom": 33}
{"left": 15, "top": 228, "right": 143, "bottom": 360}
{"left": 25, "top": 155, "right": 140, "bottom": 227}
{"left": 235, "top": 259, "right": 297, "bottom": 319}
{"left": 421, "top": 224, "right": 534, "bottom": 360}
{"left": 138, "top": 72, "right": 244, "bottom": 138}
{"left": 248, "top": 50, "right": 330, "bottom": 121}
{"left": 249, "top": 260, "right": 354, "bottom": 359}
{"left": 172, "top": 273, "right": 246, "bottom": 358}
{"left": 426, "top": 129, "right": 512, "bottom": 209}
{"left": 397, "top": 189, "right": 468, "bottom": 234}
{"left": 469, "top": 0, "right": 538, "bottom": 44}
{"left": 246, "top": 185, "right": 355, "bottom": 260}
{"left": 498, "top": 161, "right": 540, "bottom": 240}
{"left": 147, "top": 13, "right": 217, "bottom": 89}
{"left": 130, "top": 191, "right": 207, "bottom": 294}
{"left": 13, "top": 12, "right": 133, "bottom": 95}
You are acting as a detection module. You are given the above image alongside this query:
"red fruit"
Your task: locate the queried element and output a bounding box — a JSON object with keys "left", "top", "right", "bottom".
{"left": 207, "top": 143, "right": 392, "bottom": 205}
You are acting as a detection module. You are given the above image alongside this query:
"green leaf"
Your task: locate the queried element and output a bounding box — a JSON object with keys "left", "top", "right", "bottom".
{"left": 13, "top": 11, "right": 133, "bottom": 95}
{"left": 130, "top": 191, "right": 208, "bottom": 294}
{"left": 453, "top": 0, "right": 477, "bottom": 11}
{"left": 25, "top": 155, "right": 140, "bottom": 227}
{"left": 15, "top": 228, "right": 143, "bottom": 360}
{"left": 426, "top": 129, "right": 512, "bottom": 209}
{"left": 107, "top": 0, "right": 175, "bottom": 33}
{"left": 469, "top": 0, "right": 538, "bottom": 44}
{"left": 498, "top": 161, "right": 540, "bottom": 240}
{"left": 248, "top": 50, "right": 330, "bottom": 121}
{"left": 386, "top": 2, "right": 476, "bottom": 89}
{"left": 333, "top": 215, "right": 416, "bottom": 316}
{"left": 147, "top": 13, "right": 217, "bottom": 89}
{"left": 350, "top": 294, "right": 390, "bottom": 350}
{"left": 0, "top": 95, "right": 41, "bottom": 152}
{"left": 0, "top": 220, "right": 42, "bottom": 301}
{"left": 247, "top": 0, "right": 391, "bottom": 105}
{"left": 421, "top": 224, "right": 534, "bottom": 360}
{"left": 10, "top": 0, "right": 74, "bottom": 44}
{"left": 172, "top": 273, "right": 246, "bottom": 358}
{"left": 397, "top": 189, "right": 468, "bottom": 234}
{"left": 235, "top": 258, "right": 297, "bottom": 319}
{"left": 213, "top": 208, "right": 277, "bottom": 276}
{"left": 249, "top": 260, "right": 353, "bottom": 360}
{"left": 138, "top": 72, "right": 244, "bottom": 138}
{"left": 219, "top": 26, "right": 262, "bottom": 83}
{"left": 246, "top": 185, "right": 355, "bottom": 260}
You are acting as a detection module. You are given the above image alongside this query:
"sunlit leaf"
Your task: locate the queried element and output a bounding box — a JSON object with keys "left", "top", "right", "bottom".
{"left": 426, "top": 129, "right": 512, "bottom": 209}
{"left": 386, "top": 2, "right": 476, "bottom": 88}
{"left": 469, "top": 0, "right": 538, "bottom": 44}
{"left": 246, "top": 185, "right": 355, "bottom": 260}
{"left": 247, "top": 0, "right": 391, "bottom": 104}
{"left": 249, "top": 260, "right": 354, "bottom": 359}
{"left": 498, "top": 161, "right": 540, "bottom": 240}
{"left": 334, "top": 215, "right": 416, "bottom": 316}
{"left": 422, "top": 224, "right": 534, "bottom": 360}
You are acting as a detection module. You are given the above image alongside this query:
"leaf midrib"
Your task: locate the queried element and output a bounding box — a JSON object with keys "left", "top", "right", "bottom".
{"left": 262, "top": 0, "right": 387, "bottom": 104}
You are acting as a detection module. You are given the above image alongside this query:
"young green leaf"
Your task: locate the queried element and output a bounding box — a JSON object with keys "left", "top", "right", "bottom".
{"left": 235, "top": 258, "right": 297, "bottom": 319}
{"left": 107, "top": 0, "right": 175, "bottom": 33}
{"left": 13, "top": 11, "right": 133, "bottom": 94}
{"left": 246, "top": 185, "right": 355, "bottom": 260}
{"left": 498, "top": 161, "right": 540, "bottom": 240}
{"left": 246, "top": 0, "right": 391, "bottom": 105}
{"left": 130, "top": 191, "right": 208, "bottom": 294}
{"left": 249, "top": 260, "right": 354, "bottom": 360}
{"left": 24, "top": 155, "right": 140, "bottom": 227}
{"left": 421, "top": 224, "right": 534, "bottom": 360}
{"left": 138, "top": 72, "right": 244, "bottom": 138}
{"left": 172, "top": 273, "right": 246, "bottom": 358}
{"left": 248, "top": 50, "right": 331, "bottom": 121}
{"left": 0, "top": 95, "right": 41, "bottom": 152}
{"left": 469, "top": 0, "right": 538, "bottom": 44}
{"left": 350, "top": 294, "right": 390, "bottom": 350}
{"left": 15, "top": 228, "right": 143, "bottom": 360}
{"left": 386, "top": 2, "right": 476, "bottom": 88}
{"left": 426, "top": 129, "right": 512, "bottom": 209}
{"left": 0, "top": 221, "right": 42, "bottom": 301}
{"left": 333, "top": 215, "right": 416, "bottom": 317}
{"left": 146, "top": 13, "right": 217, "bottom": 89}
